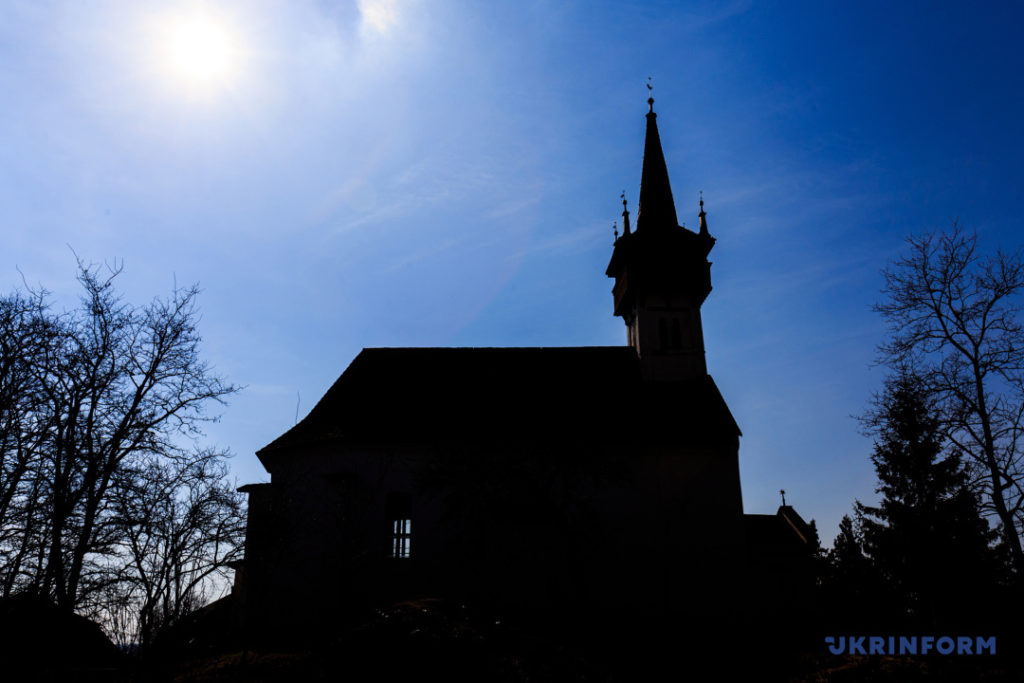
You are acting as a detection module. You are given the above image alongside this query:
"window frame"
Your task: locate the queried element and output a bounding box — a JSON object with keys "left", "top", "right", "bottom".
{"left": 387, "top": 491, "right": 413, "bottom": 560}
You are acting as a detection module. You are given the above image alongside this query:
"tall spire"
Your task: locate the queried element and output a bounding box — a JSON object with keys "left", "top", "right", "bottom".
{"left": 636, "top": 80, "right": 678, "bottom": 231}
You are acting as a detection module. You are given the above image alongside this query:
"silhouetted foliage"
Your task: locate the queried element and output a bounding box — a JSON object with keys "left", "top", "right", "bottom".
{"left": 824, "top": 514, "right": 888, "bottom": 627}
{"left": 0, "top": 594, "right": 124, "bottom": 679}
{"left": 0, "top": 260, "right": 242, "bottom": 649}
{"left": 855, "top": 372, "right": 1003, "bottom": 627}
{"left": 830, "top": 514, "right": 867, "bottom": 577}
{"left": 875, "top": 224, "right": 1024, "bottom": 573}
{"left": 804, "top": 517, "right": 827, "bottom": 595}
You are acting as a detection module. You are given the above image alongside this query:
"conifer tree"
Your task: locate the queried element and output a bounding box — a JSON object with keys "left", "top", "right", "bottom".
{"left": 830, "top": 515, "right": 869, "bottom": 585}
{"left": 825, "top": 514, "right": 888, "bottom": 626}
{"left": 857, "top": 371, "right": 1001, "bottom": 626}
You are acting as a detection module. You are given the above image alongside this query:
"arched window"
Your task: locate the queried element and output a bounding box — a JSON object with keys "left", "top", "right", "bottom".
{"left": 671, "top": 318, "right": 682, "bottom": 349}
{"left": 658, "top": 318, "right": 669, "bottom": 350}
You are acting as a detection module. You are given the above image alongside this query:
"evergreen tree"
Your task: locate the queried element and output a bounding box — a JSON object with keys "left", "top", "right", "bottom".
{"left": 825, "top": 514, "right": 888, "bottom": 627}
{"left": 830, "top": 515, "right": 869, "bottom": 585}
{"left": 857, "top": 372, "right": 1001, "bottom": 627}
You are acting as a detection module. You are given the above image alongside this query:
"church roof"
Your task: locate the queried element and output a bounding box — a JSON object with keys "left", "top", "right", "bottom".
{"left": 257, "top": 346, "right": 740, "bottom": 459}
{"left": 743, "top": 514, "right": 809, "bottom": 552}
{"left": 744, "top": 506, "right": 816, "bottom": 552}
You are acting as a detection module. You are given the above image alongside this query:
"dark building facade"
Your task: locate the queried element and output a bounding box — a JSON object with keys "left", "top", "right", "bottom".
{"left": 235, "top": 97, "right": 812, "bottom": 636}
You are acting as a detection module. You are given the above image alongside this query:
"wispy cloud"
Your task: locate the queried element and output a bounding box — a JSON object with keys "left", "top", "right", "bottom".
{"left": 358, "top": 0, "right": 401, "bottom": 35}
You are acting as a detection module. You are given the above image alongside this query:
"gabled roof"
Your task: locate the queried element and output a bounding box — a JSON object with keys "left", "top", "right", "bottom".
{"left": 257, "top": 347, "right": 740, "bottom": 460}
{"left": 744, "top": 506, "right": 816, "bottom": 551}
{"left": 777, "top": 505, "right": 815, "bottom": 545}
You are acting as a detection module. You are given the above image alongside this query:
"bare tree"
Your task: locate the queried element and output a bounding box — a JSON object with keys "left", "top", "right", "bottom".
{"left": 0, "top": 287, "right": 61, "bottom": 597}
{"left": 0, "top": 260, "right": 242, "bottom": 638}
{"left": 875, "top": 223, "right": 1024, "bottom": 571}
{"left": 103, "top": 450, "right": 245, "bottom": 649}
{"left": 33, "top": 261, "right": 239, "bottom": 610}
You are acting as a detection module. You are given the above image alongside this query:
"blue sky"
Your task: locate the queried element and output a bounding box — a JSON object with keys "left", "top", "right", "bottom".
{"left": 3, "top": 0, "right": 1022, "bottom": 545}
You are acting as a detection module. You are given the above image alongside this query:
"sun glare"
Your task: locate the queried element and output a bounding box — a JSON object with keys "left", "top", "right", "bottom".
{"left": 159, "top": 11, "right": 242, "bottom": 93}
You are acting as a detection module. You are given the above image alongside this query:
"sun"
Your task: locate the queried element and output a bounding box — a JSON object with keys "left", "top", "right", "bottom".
{"left": 158, "top": 11, "right": 242, "bottom": 93}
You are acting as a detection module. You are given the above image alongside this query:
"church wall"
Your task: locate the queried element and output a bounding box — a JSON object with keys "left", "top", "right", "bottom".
{"left": 580, "top": 442, "right": 744, "bottom": 617}
{"left": 246, "top": 443, "right": 447, "bottom": 631}
{"left": 245, "top": 434, "right": 745, "bottom": 629}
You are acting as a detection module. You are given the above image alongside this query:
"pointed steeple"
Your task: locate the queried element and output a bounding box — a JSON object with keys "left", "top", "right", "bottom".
{"left": 636, "top": 83, "right": 678, "bottom": 232}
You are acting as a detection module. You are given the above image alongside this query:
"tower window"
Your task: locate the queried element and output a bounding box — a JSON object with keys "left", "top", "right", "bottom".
{"left": 671, "top": 318, "right": 682, "bottom": 349}
{"left": 658, "top": 318, "right": 669, "bottom": 350}
{"left": 387, "top": 492, "right": 412, "bottom": 559}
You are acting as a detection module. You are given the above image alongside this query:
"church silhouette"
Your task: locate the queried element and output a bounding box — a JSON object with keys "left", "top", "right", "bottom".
{"left": 233, "top": 93, "right": 815, "bottom": 642}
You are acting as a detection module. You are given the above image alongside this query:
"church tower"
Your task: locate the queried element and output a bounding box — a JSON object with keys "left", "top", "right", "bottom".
{"left": 606, "top": 92, "right": 716, "bottom": 381}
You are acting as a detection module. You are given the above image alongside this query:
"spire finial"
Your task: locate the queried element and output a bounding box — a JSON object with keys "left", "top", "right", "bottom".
{"left": 698, "top": 191, "right": 710, "bottom": 237}
{"left": 620, "top": 190, "right": 631, "bottom": 235}
{"left": 647, "top": 77, "right": 654, "bottom": 113}
{"left": 613, "top": 222, "right": 618, "bottom": 240}
{"left": 780, "top": 489, "right": 787, "bottom": 506}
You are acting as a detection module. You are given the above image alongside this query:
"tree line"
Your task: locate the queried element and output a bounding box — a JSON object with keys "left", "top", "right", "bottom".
{"left": 0, "top": 261, "right": 244, "bottom": 650}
